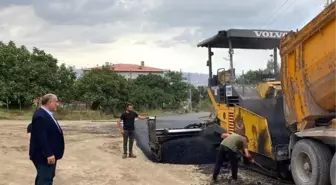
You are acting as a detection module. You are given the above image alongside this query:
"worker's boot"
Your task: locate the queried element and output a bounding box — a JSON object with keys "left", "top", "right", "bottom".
{"left": 211, "top": 175, "right": 218, "bottom": 184}
{"left": 228, "top": 176, "right": 241, "bottom": 185}
{"left": 129, "top": 153, "right": 137, "bottom": 158}
{"left": 122, "top": 153, "right": 127, "bottom": 159}
{"left": 222, "top": 162, "right": 230, "bottom": 172}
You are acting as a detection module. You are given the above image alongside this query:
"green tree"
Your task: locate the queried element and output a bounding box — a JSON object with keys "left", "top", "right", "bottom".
{"left": 237, "top": 59, "right": 277, "bottom": 85}
{"left": 0, "top": 40, "right": 195, "bottom": 114}
{"left": 190, "top": 85, "right": 200, "bottom": 107}
{"left": 197, "top": 86, "right": 208, "bottom": 100}
{"left": 264, "top": 59, "right": 280, "bottom": 75}
{"left": 0, "top": 41, "right": 77, "bottom": 108}
{"left": 131, "top": 72, "right": 189, "bottom": 110}
{"left": 75, "top": 65, "right": 129, "bottom": 113}
{"left": 164, "top": 71, "right": 189, "bottom": 108}
{"left": 131, "top": 73, "right": 173, "bottom": 110}
{"left": 55, "top": 64, "right": 77, "bottom": 104}
{"left": 133, "top": 73, "right": 169, "bottom": 90}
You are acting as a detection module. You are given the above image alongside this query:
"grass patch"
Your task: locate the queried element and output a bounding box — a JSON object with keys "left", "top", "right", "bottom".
{"left": 0, "top": 109, "right": 35, "bottom": 120}
{"left": 0, "top": 102, "right": 208, "bottom": 120}
{"left": 0, "top": 108, "right": 178, "bottom": 121}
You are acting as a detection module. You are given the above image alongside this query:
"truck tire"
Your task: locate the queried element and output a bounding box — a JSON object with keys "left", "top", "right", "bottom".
{"left": 331, "top": 154, "right": 336, "bottom": 185}
{"left": 291, "top": 139, "right": 332, "bottom": 185}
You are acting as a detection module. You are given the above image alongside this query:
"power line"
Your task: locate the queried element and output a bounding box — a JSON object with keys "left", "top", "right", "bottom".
{"left": 263, "top": 0, "right": 291, "bottom": 29}
{"left": 263, "top": 0, "right": 299, "bottom": 29}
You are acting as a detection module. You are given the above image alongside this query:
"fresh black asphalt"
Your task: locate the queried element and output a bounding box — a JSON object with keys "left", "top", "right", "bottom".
{"left": 134, "top": 112, "right": 218, "bottom": 164}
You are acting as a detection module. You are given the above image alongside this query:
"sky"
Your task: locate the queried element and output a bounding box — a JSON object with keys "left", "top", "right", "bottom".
{"left": 0, "top": 0, "right": 327, "bottom": 74}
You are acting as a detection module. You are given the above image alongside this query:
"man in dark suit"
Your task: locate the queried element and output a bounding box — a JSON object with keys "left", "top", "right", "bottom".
{"left": 29, "top": 93, "right": 65, "bottom": 185}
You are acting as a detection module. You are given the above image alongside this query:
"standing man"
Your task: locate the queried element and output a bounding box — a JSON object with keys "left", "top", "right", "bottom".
{"left": 212, "top": 132, "right": 253, "bottom": 183}
{"left": 29, "top": 93, "right": 64, "bottom": 185}
{"left": 117, "top": 103, "right": 147, "bottom": 159}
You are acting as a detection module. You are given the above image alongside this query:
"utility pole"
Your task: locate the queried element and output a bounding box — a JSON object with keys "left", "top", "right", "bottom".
{"left": 242, "top": 70, "right": 245, "bottom": 96}
{"left": 188, "top": 72, "right": 192, "bottom": 111}
{"left": 273, "top": 48, "right": 278, "bottom": 75}
{"left": 228, "top": 40, "right": 235, "bottom": 82}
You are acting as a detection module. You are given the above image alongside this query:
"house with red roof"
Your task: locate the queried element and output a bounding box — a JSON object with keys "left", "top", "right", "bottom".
{"left": 83, "top": 61, "right": 165, "bottom": 79}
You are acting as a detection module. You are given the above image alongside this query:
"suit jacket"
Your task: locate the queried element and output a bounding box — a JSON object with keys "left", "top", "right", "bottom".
{"left": 29, "top": 108, "right": 65, "bottom": 164}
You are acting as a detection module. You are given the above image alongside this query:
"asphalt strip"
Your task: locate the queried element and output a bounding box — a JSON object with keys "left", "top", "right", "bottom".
{"left": 134, "top": 113, "right": 218, "bottom": 164}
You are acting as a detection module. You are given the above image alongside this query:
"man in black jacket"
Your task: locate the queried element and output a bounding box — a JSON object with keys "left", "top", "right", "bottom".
{"left": 29, "top": 93, "right": 64, "bottom": 185}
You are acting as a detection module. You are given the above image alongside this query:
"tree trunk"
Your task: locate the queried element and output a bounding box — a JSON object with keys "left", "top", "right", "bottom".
{"left": 6, "top": 97, "right": 9, "bottom": 111}
{"left": 19, "top": 98, "right": 21, "bottom": 110}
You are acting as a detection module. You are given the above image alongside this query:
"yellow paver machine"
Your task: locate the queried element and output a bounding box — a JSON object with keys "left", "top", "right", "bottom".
{"left": 147, "top": 3, "right": 336, "bottom": 185}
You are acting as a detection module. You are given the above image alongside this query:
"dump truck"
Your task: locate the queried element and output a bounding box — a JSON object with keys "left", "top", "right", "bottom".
{"left": 146, "top": 2, "right": 336, "bottom": 185}
{"left": 280, "top": 3, "right": 336, "bottom": 185}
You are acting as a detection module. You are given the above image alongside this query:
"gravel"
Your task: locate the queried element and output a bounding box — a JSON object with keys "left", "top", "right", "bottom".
{"left": 134, "top": 113, "right": 294, "bottom": 185}
{"left": 197, "top": 165, "right": 293, "bottom": 185}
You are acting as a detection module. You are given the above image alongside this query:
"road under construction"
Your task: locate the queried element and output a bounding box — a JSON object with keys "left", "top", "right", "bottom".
{"left": 135, "top": 27, "right": 293, "bottom": 180}
{"left": 136, "top": 2, "right": 336, "bottom": 185}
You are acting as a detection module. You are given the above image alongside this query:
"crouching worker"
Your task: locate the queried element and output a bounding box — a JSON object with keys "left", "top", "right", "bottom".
{"left": 212, "top": 132, "right": 253, "bottom": 183}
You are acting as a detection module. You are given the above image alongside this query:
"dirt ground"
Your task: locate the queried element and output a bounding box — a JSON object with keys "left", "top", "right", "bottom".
{"left": 0, "top": 120, "right": 291, "bottom": 185}
{"left": 0, "top": 120, "right": 210, "bottom": 185}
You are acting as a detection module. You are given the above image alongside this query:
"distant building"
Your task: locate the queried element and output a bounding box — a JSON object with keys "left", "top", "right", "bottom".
{"left": 83, "top": 61, "right": 165, "bottom": 79}
{"left": 78, "top": 62, "right": 209, "bottom": 85}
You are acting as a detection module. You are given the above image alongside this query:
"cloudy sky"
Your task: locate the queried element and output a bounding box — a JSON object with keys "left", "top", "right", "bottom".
{"left": 0, "top": 0, "right": 326, "bottom": 74}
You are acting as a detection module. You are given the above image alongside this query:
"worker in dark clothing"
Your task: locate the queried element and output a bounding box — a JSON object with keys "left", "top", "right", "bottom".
{"left": 117, "top": 103, "right": 147, "bottom": 159}
{"left": 212, "top": 132, "right": 254, "bottom": 183}
{"left": 27, "top": 123, "right": 32, "bottom": 140}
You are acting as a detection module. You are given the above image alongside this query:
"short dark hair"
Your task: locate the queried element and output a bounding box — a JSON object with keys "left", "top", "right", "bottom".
{"left": 126, "top": 103, "right": 133, "bottom": 108}
{"left": 41, "top": 94, "right": 57, "bottom": 105}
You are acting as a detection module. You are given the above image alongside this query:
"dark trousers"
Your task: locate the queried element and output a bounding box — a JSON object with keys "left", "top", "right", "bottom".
{"left": 213, "top": 145, "right": 239, "bottom": 180}
{"left": 123, "top": 130, "right": 135, "bottom": 154}
{"left": 33, "top": 161, "right": 57, "bottom": 185}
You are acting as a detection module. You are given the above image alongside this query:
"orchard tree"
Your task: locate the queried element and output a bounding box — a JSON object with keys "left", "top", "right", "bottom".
{"left": 164, "top": 71, "right": 189, "bottom": 108}
{"left": 131, "top": 72, "right": 189, "bottom": 110}
{"left": 75, "top": 65, "right": 130, "bottom": 113}
{"left": 0, "top": 40, "right": 201, "bottom": 113}
{"left": 132, "top": 73, "right": 174, "bottom": 109}
{"left": 190, "top": 85, "right": 201, "bottom": 107}
{"left": 55, "top": 64, "right": 77, "bottom": 104}
{"left": 237, "top": 59, "right": 277, "bottom": 85}
{"left": 0, "top": 41, "right": 76, "bottom": 108}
